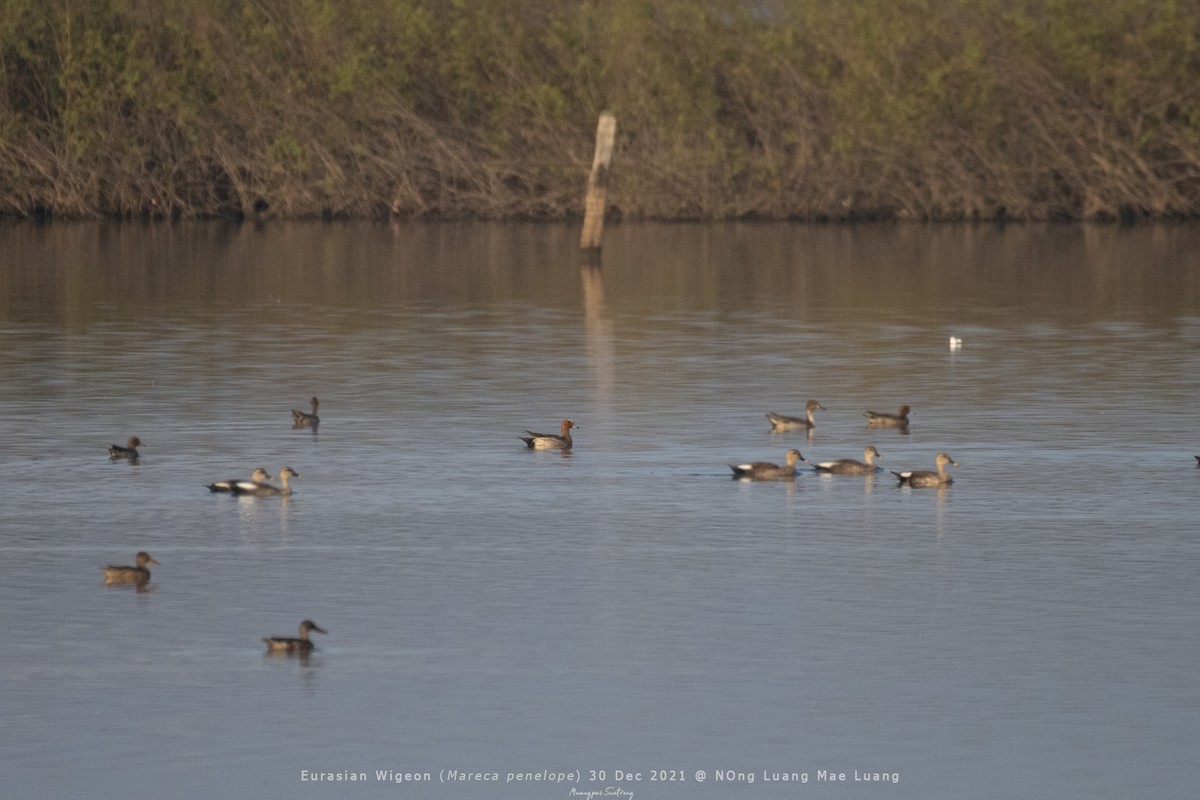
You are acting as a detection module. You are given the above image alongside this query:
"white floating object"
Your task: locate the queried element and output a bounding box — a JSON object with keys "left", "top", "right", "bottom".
{"left": 949, "top": 336, "right": 963, "bottom": 350}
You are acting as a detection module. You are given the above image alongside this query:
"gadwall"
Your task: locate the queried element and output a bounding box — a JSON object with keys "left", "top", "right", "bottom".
{"left": 730, "top": 449, "right": 807, "bottom": 480}
{"left": 766, "top": 400, "right": 824, "bottom": 431}
{"left": 292, "top": 397, "right": 319, "bottom": 428}
{"left": 108, "top": 437, "right": 142, "bottom": 460}
{"left": 263, "top": 619, "right": 326, "bottom": 652}
{"left": 865, "top": 405, "right": 911, "bottom": 428}
{"left": 893, "top": 453, "right": 958, "bottom": 487}
{"left": 103, "top": 551, "right": 158, "bottom": 583}
{"left": 814, "top": 446, "right": 883, "bottom": 475}
{"left": 230, "top": 466, "right": 301, "bottom": 496}
{"left": 207, "top": 468, "right": 274, "bottom": 493}
{"left": 520, "top": 419, "right": 578, "bottom": 450}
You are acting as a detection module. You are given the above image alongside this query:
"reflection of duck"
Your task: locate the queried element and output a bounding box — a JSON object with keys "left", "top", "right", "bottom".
{"left": 815, "top": 446, "right": 883, "bottom": 475}
{"left": 766, "top": 400, "right": 824, "bottom": 431}
{"left": 207, "top": 468, "right": 273, "bottom": 493}
{"left": 230, "top": 466, "right": 301, "bottom": 496}
{"left": 730, "top": 449, "right": 806, "bottom": 480}
{"left": 263, "top": 620, "right": 326, "bottom": 652}
{"left": 108, "top": 437, "right": 142, "bottom": 460}
{"left": 865, "top": 406, "right": 911, "bottom": 428}
{"left": 520, "top": 419, "right": 577, "bottom": 450}
{"left": 292, "top": 397, "right": 320, "bottom": 428}
{"left": 893, "top": 453, "right": 958, "bottom": 487}
{"left": 103, "top": 551, "right": 158, "bottom": 583}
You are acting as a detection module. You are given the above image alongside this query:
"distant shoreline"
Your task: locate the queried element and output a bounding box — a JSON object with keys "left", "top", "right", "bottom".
{"left": 3, "top": 2, "right": 1198, "bottom": 223}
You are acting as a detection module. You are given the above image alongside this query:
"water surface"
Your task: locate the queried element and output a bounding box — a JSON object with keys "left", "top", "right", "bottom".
{"left": 2, "top": 222, "right": 1198, "bottom": 799}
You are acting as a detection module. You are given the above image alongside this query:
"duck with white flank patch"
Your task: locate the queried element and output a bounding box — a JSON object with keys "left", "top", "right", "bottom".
{"left": 230, "top": 466, "right": 301, "bottom": 496}
{"left": 730, "top": 449, "right": 807, "bottom": 480}
{"left": 814, "top": 446, "right": 884, "bottom": 475}
{"left": 207, "top": 467, "right": 273, "bottom": 493}
{"left": 893, "top": 453, "right": 958, "bottom": 487}
{"left": 519, "top": 419, "right": 578, "bottom": 450}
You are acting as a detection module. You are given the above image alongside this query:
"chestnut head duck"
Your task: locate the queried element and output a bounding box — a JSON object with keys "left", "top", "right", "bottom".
{"left": 730, "top": 449, "right": 807, "bottom": 480}
{"left": 865, "top": 405, "right": 911, "bottom": 428}
{"left": 263, "top": 619, "right": 326, "bottom": 652}
{"left": 520, "top": 419, "right": 578, "bottom": 450}
{"left": 893, "top": 453, "right": 958, "bottom": 487}
{"left": 766, "top": 400, "right": 824, "bottom": 431}
{"left": 103, "top": 551, "right": 158, "bottom": 584}
{"left": 108, "top": 437, "right": 142, "bottom": 460}
{"left": 814, "top": 446, "right": 883, "bottom": 475}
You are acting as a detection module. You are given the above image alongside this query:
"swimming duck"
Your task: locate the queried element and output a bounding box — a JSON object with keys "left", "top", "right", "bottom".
{"left": 292, "top": 397, "right": 319, "bottom": 428}
{"left": 108, "top": 437, "right": 142, "bottom": 460}
{"left": 730, "top": 449, "right": 807, "bottom": 480}
{"left": 103, "top": 551, "right": 158, "bottom": 583}
{"left": 519, "top": 419, "right": 578, "bottom": 450}
{"left": 206, "top": 468, "right": 274, "bottom": 493}
{"left": 263, "top": 619, "right": 326, "bottom": 652}
{"left": 865, "top": 406, "right": 911, "bottom": 428}
{"left": 766, "top": 400, "right": 824, "bottom": 431}
{"left": 814, "top": 446, "right": 883, "bottom": 475}
{"left": 893, "top": 453, "right": 958, "bottom": 487}
{"left": 230, "top": 466, "right": 301, "bottom": 496}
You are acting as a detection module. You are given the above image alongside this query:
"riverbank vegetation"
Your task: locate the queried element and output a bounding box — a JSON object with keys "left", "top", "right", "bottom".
{"left": 2, "top": 0, "right": 1199, "bottom": 221}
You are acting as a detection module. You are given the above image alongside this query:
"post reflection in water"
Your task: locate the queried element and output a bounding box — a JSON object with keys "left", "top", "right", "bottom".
{"left": 580, "top": 263, "right": 615, "bottom": 428}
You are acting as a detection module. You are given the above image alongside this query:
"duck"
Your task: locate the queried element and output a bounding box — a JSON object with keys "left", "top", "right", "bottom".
{"left": 893, "top": 453, "right": 958, "bottom": 487}
{"left": 263, "top": 619, "right": 326, "bottom": 652}
{"left": 206, "top": 468, "right": 274, "bottom": 493}
{"left": 519, "top": 419, "right": 578, "bottom": 450}
{"left": 814, "top": 446, "right": 883, "bottom": 475}
{"left": 292, "top": 397, "right": 319, "bottom": 428}
{"left": 766, "top": 400, "right": 824, "bottom": 431}
{"left": 730, "top": 449, "right": 807, "bottom": 480}
{"left": 865, "top": 405, "right": 911, "bottom": 428}
{"left": 230, "top": 466, "right": 301, "bottom": 496}
{"left": 108, "top": 437, "right": 142, "bottom": 460}
{"left": 103, "top": 551, "right": 158, "bottom": 583}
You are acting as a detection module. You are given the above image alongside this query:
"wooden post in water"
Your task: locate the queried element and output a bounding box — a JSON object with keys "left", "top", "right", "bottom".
{"left": 580, "top": 113, "right": 617, "bottom": 260}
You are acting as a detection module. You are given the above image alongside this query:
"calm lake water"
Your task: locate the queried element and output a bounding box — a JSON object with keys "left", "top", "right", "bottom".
{"left": 2, "top": 221, "right": 1198, "bottom": 800}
